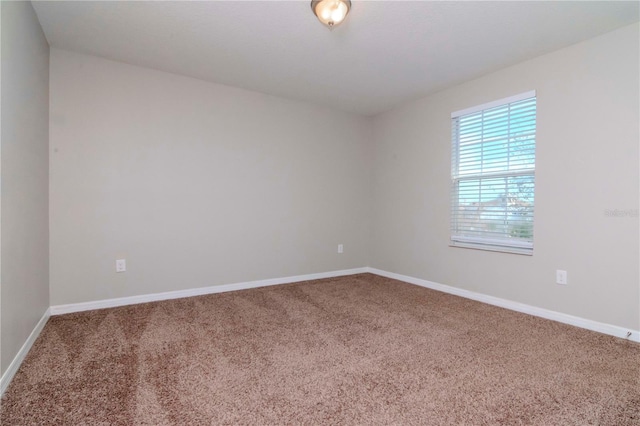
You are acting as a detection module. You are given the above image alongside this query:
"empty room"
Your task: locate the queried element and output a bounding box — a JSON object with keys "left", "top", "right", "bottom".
{"left": 1, "top": 1, "right": 639, "bottom": 424}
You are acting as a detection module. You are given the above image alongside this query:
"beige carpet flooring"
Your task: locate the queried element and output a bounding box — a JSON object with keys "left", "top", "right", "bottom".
{"left": 2, "top": 273, "right": 639, "bottom": 425}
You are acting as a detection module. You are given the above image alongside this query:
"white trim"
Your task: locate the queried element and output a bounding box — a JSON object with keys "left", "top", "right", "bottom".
{"left": 366, "top": 268, "right": 640, "bottom": 343}
{"left": 451, "top": 90, "right": 536, "bottom": 118}
{"left": 50, "top": 268, "right": 369, "bottom": 315}
{"left": 4, "top": 267, "right": 637, "bottom": 398}
{"left": 49, "top": 266, "right": 639, "bottom": 342}
{"left": 1, "top": 308, "right": 51, "bottom": 396}
{"left": 449, "top": 241, "right": 533, "bottom": 256}
{"left": 451, "top": 236, "right": 532, "bottom": 249}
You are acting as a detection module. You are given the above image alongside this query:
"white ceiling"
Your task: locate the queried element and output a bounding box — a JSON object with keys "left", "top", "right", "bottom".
{"left": 32, "top": 1, "right": 639, "bottom": 116}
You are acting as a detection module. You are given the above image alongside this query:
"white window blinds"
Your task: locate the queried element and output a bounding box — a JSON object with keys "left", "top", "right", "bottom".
{"left": 450, "top": 91, "right": 536, "bottom": 254}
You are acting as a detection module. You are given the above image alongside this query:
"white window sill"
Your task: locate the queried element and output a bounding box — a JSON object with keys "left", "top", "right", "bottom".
{"left": 449, "top": 241, "right": 533, "bottom": 256}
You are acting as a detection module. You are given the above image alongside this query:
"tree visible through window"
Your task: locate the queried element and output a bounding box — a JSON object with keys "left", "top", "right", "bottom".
{"left": 450, "top": 91, "right": 536, "bottom": 254}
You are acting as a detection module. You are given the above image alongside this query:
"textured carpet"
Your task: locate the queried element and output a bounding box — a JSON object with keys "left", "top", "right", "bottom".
{"left": 2, "top": 273, "right": 639, "bottom": 425}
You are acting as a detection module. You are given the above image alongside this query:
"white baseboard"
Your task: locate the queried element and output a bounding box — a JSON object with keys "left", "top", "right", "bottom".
{"left": 1, "top": 308, "right": 51, "bottom": 396}
{"left": 367, "top": 268, "right": 640, "bottom": 343}
{"left": 4, "top": 267, "right": 636, "bottom": 398}
{"left": 50, "top": 267, "right": 369, "bottom": 315}
{"left": 50, "top": 266, "right": 639, "bottom": 343}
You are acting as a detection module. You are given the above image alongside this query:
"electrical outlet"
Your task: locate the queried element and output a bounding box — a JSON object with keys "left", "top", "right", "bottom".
{"left": 116, "top": 259, "right": 126, "bottom": 273}
{"left": 337, "top": 244, "right": 344, "bottom": 254}
{"left": 556, "top": 270, "right": 567, "bottom": 285}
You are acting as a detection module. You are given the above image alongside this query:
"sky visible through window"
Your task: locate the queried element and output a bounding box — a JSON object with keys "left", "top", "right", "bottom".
{"left": 456, "top": 98, "right": 535, "bottom": 200}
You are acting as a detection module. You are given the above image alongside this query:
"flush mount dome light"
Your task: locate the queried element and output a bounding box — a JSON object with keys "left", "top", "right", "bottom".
{"left": 311, "top": 0, "right": 352, "bottom": 29}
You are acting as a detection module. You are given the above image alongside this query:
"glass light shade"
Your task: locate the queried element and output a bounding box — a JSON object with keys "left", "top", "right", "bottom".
{"left": 311, "top": 0, "right": 352, "bottom": 29}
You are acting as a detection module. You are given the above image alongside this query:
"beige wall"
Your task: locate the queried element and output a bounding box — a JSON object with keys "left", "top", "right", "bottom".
{"left": 1, "top": 1, "right": 50, "bottom": 375}
{"left": 371, "top": 23, "right": 640, "bottom": 331}
{"left": 49, "top": 49, "right": 372, "bottom": 305}
{"left": 14, "top": 18, "right": 637, "bottom": 348}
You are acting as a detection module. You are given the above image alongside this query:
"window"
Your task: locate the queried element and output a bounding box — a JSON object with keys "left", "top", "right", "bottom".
{"left": 450, "top": 91, "right": 536, "bottom": 254}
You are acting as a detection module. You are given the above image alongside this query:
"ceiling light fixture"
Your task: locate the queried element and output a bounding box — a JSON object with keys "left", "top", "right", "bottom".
{"left": 311, "top": 0, "right": 352, "bottom": 30}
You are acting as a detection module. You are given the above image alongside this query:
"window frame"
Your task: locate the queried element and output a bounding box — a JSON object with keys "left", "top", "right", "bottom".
{"left": 450, "top": 90, "right": 537, "bottom": 255}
